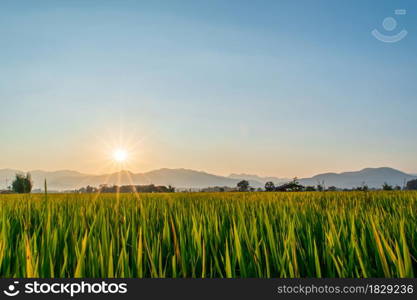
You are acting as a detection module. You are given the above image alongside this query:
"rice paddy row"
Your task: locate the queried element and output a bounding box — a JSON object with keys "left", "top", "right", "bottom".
{"left": 0, "top": 191, "right": 416, "bottom": 278}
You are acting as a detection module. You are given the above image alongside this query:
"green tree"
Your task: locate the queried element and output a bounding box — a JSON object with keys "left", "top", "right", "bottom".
{"left": 264, "top": 181, "right": 275, "bottom": 192}
{"left": 356, "top": 183, "right": 369, "bottom": 192}
{"left": 237, "top": 180, "right": 249, "bottom": 192}
{"left": 406, "top": 179, "right": 417, "bottom": 190}
{"left": 275, "top": 178, "right": 304, "bottom": 192}
{"left": 382, "top": 182, "right": 393, "bottom": 191}
{"left": 11, "top": 173, "right": 33, "bottom": 194}
{"left": 316, "top": 180, "right": 325, "bottom": 191}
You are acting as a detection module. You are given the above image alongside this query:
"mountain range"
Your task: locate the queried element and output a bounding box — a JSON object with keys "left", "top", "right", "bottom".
{"left": 0, "top": 167, "right": 415, "bottom": 191}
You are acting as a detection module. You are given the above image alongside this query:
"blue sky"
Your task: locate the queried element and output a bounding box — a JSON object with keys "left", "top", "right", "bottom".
{"left": 0, "top": 0, "right": 416, "bottom": 177}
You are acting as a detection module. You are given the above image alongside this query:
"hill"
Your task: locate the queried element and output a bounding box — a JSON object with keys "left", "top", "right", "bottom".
{"left": 299, "top": 167, "right": 415, "bottom": 189}
{"left": 0, "top": 167, "right": 415, "bottom": 191}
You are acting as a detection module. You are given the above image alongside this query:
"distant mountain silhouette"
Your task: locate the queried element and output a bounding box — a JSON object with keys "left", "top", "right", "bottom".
{"left": 0, "top": 168, "right": 243, "bottom": 190}
{"left": 298, "top": 167, "right": 415, "bottom": 189}
{"left": 0, "top": 167, "right": 415, "bottom": 191}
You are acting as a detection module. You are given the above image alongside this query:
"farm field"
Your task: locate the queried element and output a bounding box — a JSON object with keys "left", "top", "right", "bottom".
{"left": 0, "top": 191, "right": 416, "bottom": 278}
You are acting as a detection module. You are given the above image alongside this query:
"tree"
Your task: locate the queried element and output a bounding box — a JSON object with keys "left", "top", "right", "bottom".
{"left": 355, "top": 183, "right": 369, "bottom": 192}
{"left": 287, "top": 177, "right": 304, "bottom": 192}
{"left": 275, "top": 178, "right": 304, "bottom": 192}
{"left": 316, "top": 180, "right": 325, "bottom": 192}
{"left": 382, "top": 182, "right": 393, "bottom": 191}
{"left": 327, "top": 186, "right": 337, "bottom": 191}
{"left": 264, "top": 181, "right": 275, "bottom": 192}
{"left": 237, "top": 180, "right": 249, "bottom": 192}
{"left": 11, "top": 173, "right": 33, "bottom": 193}
{"left": 305, "top": 186, "right": 316, "bottom": 191}
{"left": 86, "top": 185, "right": 96, "bottom": 193}
{"left": 406, "top": 179, "right": 417, "bottom": 190}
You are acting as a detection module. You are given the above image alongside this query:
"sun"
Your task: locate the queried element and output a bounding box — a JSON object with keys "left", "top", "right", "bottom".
{"left": 113, "top": 149, "right": 128, "bottom": 163}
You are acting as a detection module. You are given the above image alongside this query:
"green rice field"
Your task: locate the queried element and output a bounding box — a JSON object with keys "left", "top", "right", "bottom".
{"left": 0, "top": 191, "right": 416, "bottom": 278}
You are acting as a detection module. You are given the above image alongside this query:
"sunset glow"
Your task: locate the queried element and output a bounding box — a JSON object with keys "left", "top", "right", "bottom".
{"left": 113, "top": 149, "right": 128, "bottom": 163}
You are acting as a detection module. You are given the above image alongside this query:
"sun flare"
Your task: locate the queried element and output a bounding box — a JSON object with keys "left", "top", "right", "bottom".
{"left": 113, "top": 149, "right": 128, "bottom": 163}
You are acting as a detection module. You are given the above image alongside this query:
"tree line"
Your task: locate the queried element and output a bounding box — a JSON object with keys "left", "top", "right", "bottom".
{"left": 3, "top": 173, "right": 417, "bottom": 194}
{"left": 77, "top": 184, "right": 175, "bottom": 193}
{"left": 235, "top": 178, "right": 416, "bottom": 192}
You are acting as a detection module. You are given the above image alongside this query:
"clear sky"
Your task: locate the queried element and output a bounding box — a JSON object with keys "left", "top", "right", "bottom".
{"left": 1, "top": 0, "right": 416, "bottom": 177}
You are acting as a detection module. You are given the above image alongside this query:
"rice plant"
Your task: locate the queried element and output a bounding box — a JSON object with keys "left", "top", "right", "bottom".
{"left": 0, "top": 191, "right": 416, "bottom": 278}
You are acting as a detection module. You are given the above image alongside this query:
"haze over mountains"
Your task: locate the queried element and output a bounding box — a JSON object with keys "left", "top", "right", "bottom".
{"left": 0, "top": 167, "right": 415, "bottom": 191}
